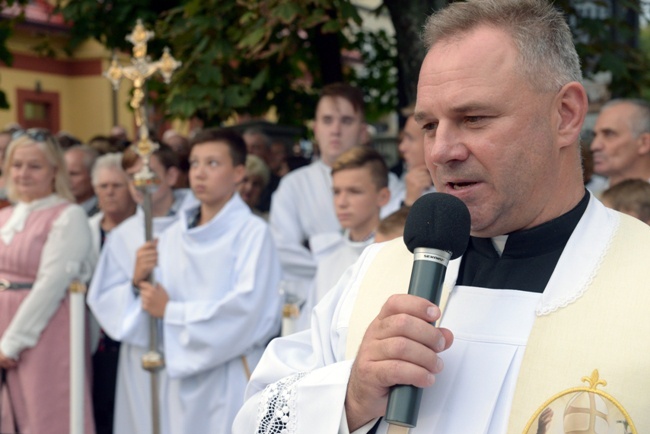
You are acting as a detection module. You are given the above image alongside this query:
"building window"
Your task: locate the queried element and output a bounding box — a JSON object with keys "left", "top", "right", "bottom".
{"left": 16, "top": 88, "right": 60, "bottom": 131}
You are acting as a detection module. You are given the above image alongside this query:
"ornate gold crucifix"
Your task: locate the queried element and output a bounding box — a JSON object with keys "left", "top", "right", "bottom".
{"left": 104, "top": 18, "right": 181, "bottom": 190}
{"left": 104, "top": 20, "right": 181, "bottom": 434}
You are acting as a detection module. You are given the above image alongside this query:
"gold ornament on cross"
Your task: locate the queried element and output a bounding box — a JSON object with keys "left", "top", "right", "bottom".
{"left": 104, "top": 19, "right": 181, "bottom": 189}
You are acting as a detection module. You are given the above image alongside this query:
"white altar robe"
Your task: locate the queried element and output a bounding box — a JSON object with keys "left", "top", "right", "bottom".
{"left": 269, "top": 159, "right": 402, "bottom": 305}
{"left": 233, "top": 195, "right": 635, "bottom": 434}
{"left": 313, "top": 232, "right": 374, "bottom": 305}
{"left": 155, "top": 193, "right": 282, "bottom": 434}
{"left": 87, "top": 190, "right": 195, "bottom": 434}
{"left": 292, "top": 231, "right": 374, "bottom": 332}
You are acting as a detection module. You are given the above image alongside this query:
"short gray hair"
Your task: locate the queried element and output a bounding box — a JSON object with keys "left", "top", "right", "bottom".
{"left": 66, "top": 144, "right": 99, "bottom": 172}
{"left": 422, "top": 0, "right": 582, "bottom": 92}
{"left": 601, "top": 99, "right": 650, "bottom": 137}
{"left": 91, "top": 152, "right": 126, "bottom": 186}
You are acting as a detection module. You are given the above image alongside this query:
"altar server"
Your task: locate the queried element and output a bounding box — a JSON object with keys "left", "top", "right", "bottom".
{"left": 137, "top": 128, "right": 282, "bottom": 434}
{"left": 269, "top": 83, "right": 402, "bottom": 318}
{"left": 310, "top": 147, "right": 390, "bottom": 308}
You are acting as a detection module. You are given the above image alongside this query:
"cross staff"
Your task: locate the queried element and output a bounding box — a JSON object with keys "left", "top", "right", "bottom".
{"left": 104, "top": 19, "right": 181, "bottom": 434}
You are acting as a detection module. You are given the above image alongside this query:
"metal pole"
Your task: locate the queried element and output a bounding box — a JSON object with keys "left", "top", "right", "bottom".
{"left": 140, "top": 189, "right": 164, "bottom": 434}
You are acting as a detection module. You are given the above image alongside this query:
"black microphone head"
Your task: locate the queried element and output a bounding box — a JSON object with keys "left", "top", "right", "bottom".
{"left": 403, "top": 193, "right": 471, "bottom": 259}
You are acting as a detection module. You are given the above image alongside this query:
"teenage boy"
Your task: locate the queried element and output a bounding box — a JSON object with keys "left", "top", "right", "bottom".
{"left": 87, "top": 144, "right": 195, "bottom": 434}
{"left": 269, "top": 83, "right": 401, "bottom": 322}
{"left": 136, "top": 128, "right": 282, "bottom": 434}
{"left": 311, "top": 147, "right": 390, "bottom": 307}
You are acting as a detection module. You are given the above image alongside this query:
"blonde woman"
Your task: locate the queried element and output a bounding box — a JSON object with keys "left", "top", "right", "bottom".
{"left": 0, "top": 129, "right": 95, "bottom": 434}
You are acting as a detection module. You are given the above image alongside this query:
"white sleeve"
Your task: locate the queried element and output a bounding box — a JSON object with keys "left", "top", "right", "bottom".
{"left": 86, "top": 230, "right": 149, "bottom": 347}
{"left": 233, "top": 244, "right": 385, "bottom": 434}
{"left": 163, "top": 226, "right": 283, "bottom": 378}
{"left": 269, "top": 175, "right": 318, "bottom": 281}
{"left": 0, "top": 205, "right": 93, "bottom": 358}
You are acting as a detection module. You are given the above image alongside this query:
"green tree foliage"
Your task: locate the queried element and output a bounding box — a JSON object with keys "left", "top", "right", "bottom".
{"left": 51, "top": 0, "right": 397, "bottom": 126}
{"left": 0, "top": 0, "right": 30, "bottom": 109}
{"left": 3, "top": 1, "right": 650, "bottom": 121}
{"left": 640, "top": 20, "right": 650, "bottom": 99}
{"left": 156, "top": 0, "right": 398, "bottom": 125}
{"left": 554, "top": 0, "right": 650, "bottom": 99}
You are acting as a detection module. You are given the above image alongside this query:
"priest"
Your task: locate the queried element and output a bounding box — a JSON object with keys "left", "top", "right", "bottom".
{"left": 233, "top": 0, "right": 650, "bottom": 433}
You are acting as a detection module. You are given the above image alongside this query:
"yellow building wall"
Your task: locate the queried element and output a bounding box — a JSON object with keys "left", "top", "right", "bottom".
{"left": 0, "top": 28, "right": 137, "bottom": 142}
{"left": 0, "top": 64, "right": 135, "bottom": 142}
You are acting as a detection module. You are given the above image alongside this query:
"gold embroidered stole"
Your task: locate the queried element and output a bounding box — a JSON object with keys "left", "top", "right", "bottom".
{"left": 344, "top": 216, "right": 650, "bottom": 433}
{"left": 507, "top": 214, "right": 650, "bottom": 433}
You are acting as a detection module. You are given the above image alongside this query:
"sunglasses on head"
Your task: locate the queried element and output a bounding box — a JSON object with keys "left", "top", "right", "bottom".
{"left": 11, "top": 128, "right": 59, "bottom": 148}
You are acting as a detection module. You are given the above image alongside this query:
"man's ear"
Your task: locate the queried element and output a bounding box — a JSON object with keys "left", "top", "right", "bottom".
{"left": 637, "top": 132, "right": 650, "bottom": 156}
{"left": 377, "top": 186, "right": 390, "bottom": 208}
{"left": 164, "top": 166, "right": 180, "bottom": 187}
{"left": 233, "top": 164, "right": 246, "bottom": 184}
{"left": 359, "top": 123, "right": 369, "bottom": 146}
{"left": 555, "top": 81, "right": 588, "bottom": 149}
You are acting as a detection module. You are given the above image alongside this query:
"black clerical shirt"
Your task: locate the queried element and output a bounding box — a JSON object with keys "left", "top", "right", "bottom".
{"left": 457, "top": 190, "right": 590, "bottom": 293}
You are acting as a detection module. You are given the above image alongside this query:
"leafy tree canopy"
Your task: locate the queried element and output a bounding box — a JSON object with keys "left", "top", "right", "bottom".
{"left": 0, "top": 0, "right": 30, "bottom": 109}
{"left": 51, "top": 0, "right": 398, "bottom": 127}
{"left": 2, "top": 0, "right": 650, "bottom": 127}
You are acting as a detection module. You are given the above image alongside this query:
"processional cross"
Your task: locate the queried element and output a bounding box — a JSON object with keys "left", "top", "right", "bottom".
{"left": 104, "top": 19, "right": 181, "bottom": 434}
{"left": 105, "top": 19, "right": 181, "bottom": 191}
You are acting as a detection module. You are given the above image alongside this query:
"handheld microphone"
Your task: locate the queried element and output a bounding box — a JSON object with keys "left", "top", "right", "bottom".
{"left": 385, "top": 193, "right": 471, "bottom": 428}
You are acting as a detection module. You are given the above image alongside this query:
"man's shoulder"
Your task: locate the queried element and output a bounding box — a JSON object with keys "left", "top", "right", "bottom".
{"left": 615, "top": 211, "right": 650, "bottom": 246}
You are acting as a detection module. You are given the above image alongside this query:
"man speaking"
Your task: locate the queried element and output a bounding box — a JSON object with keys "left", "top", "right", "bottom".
{"left": 233, "top": 0, "right": 650, "bottom": 433}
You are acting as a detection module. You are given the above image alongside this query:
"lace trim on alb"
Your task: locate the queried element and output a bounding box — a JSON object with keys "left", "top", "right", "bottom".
{"left": 256, "top": 372, "right": 308, "bottom": 434}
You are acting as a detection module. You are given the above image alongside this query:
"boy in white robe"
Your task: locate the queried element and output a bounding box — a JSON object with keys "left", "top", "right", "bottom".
{"left": 310, "top": 147, "right": 390, "bottom": 311}
{"left": 87, "top": 144, "right": 193, "bottom": 434}
{"left": 269, "top": 84, "right": 402, "bottom": 320}
{"left": 137, "top": 128, "right": 282, "bottom": 434}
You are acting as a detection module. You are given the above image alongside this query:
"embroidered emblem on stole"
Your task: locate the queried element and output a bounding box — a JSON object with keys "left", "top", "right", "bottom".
{"left": 523, "top": 370, "right": 636, "bottom": 434}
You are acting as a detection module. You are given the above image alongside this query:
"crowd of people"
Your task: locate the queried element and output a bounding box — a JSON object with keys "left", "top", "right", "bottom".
{"left": 1, "top": 0, "right": 650, "bottom": 433}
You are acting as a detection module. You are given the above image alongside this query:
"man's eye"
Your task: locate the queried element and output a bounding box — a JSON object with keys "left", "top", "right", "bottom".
{"left": 422, "top": 122, "right": 438, "bottom": 132}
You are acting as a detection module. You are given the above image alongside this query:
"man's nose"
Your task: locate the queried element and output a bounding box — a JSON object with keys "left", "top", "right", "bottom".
{"left": 426, "top": 122, "right": 470, "bottom": 167}
{"left": 590, "top": 135, "right": 601, "bottom": 152}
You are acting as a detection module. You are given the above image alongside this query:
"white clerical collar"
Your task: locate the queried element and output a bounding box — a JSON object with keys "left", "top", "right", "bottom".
{"left": 491, "top": 235, "right": 508, "bottom": 256}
